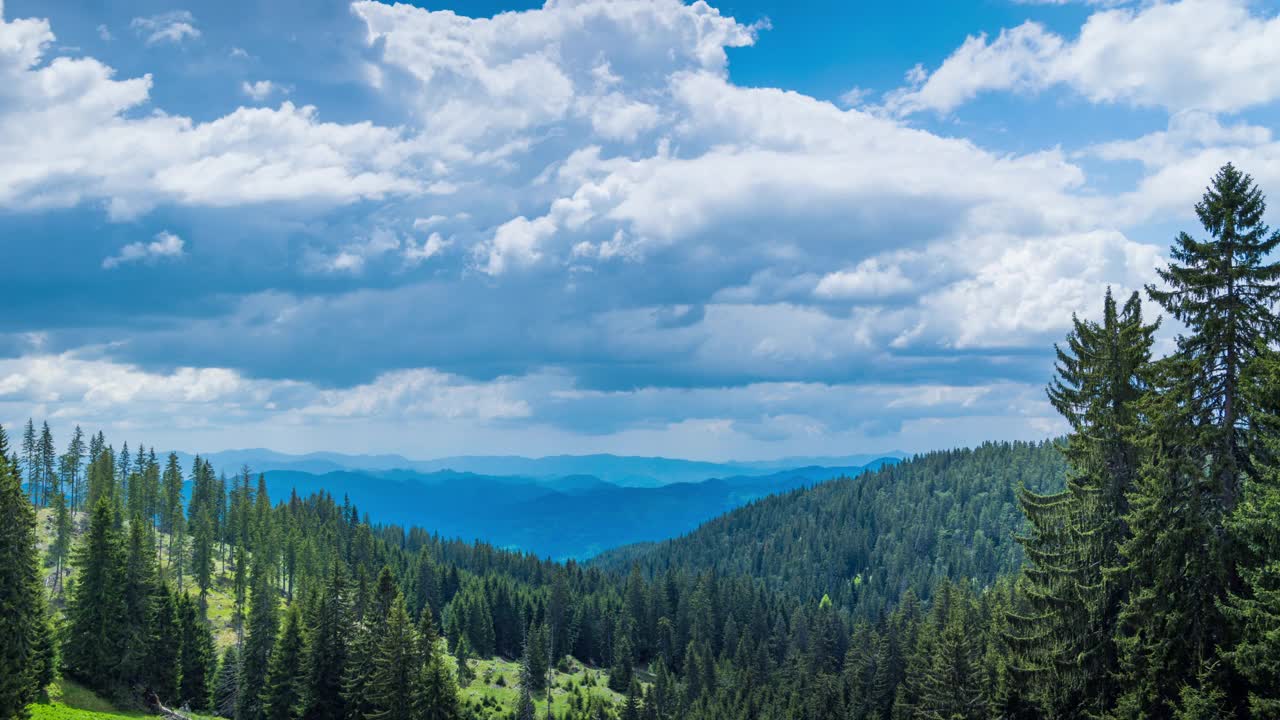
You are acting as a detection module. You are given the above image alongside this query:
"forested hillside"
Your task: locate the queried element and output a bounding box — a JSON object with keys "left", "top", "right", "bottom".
{"left": 253, "top": 462, "right": 893, "bottom": 560}
{"left": 3, "top": 163, "right": 1280, "bottom": 720}
{"left": 593, "top": 441, "right": 1066, "bottom": 618}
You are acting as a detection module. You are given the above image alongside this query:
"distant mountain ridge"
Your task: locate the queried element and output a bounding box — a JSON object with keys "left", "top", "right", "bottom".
{"left": 234, "top": 459, "right": 898, "bottom": 560}
{"left": 173, "top": 448, "right": 904, "bottom": 487}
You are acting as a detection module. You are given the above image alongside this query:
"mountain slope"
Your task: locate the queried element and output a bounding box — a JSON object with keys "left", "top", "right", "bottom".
{"left": 255, "top": 462, "right": 896, "bottom": 559}
{"left": 180, "top": 449, "right": 903, "bottom": 487}
{"left": 592, "top": 440, "right": 1066, "bottom": 618}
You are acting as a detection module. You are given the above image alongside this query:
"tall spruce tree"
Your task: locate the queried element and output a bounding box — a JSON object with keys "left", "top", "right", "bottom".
{"left": 214, "top": 645, "right": 243, "bottom": 719}
{"left": 368, "top": 594, "right": 417, "bottom": 720}
{"left": 1146, "top": 162, "right": 1280, "bottom": 509}
{"left": 1222, "top": 347, "right": 1280, "bottom": 716}
{"left": 121, "top": 515, "right": 161, "bottom": 693}
{"left": 149, "top": 584, "right": 181, "bottom": 705}
{"left": 262, "top": 604, "right": 306, "bottom": 720}
{"left": 302, "top": 559, "right": 349, "bottom": 720}
{"left": 49, "top": 488, "right": 73, "bottom": 595}
{"left": 240, "top": 551, "right": 281, "bottom": 720}
{"left": 0, "top": 427, "right": 52, "bottom": 719}
{"left": 1010, "top": 289, "right": 1156, "bottom": 717}
{"left": 1119, "top": 164, "right": 1280, "bottom": 717}
{"left": 178, "top": 592, "right": 216, "bottom": 712}
{"left": 413, "top": 609, "right": 461, "bottom": 720}
{"left": 64, "top": 497, "right": 128, "bottom": 697}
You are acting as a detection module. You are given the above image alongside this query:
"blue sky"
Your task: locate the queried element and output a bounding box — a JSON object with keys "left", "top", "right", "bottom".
{"left": 2, "top": 0, "right": 1279, "bottom": 460}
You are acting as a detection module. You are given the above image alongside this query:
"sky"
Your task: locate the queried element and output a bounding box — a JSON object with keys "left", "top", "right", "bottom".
{"left": 2, "top": 0, "right": 1279, "bottom": 461}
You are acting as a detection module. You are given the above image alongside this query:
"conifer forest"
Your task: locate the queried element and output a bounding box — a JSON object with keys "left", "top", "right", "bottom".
{"left": 4, "top": 163, "right": 1280, "bottom": 719}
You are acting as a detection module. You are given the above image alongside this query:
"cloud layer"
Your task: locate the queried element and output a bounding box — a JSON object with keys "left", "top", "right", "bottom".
{"left": 2, "top": 0, "right": 1276, "bottom": 457}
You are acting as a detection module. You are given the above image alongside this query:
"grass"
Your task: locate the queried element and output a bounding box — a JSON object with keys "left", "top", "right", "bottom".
{"left": 457, "top": 656, "right": 626, "bottom": 719}
{"left": 33, "top": 509, "right": 631, "bottom": 719}
{"left": 28, "top": 678, "right": 160, "bottom": 720}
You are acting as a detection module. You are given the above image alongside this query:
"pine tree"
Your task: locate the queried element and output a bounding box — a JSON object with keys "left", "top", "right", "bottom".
{"left": 1119, "top": 164, "right": 1280, "bottom": 717}
{"left": 21, "top": 419, "right": 37, "bottom": 503}
{"left": 1010, "top": 289, "right": 1155, "bottom": 717}
{"left": 413, "top": 610, "right": 461, "bottom": 720}
{"left": 302, "top": 560, "right": 349, "bottom": 720}
{"left": 36, "top": 422, "right": 55, "bottom": 509}
{"left": 178, "top": 593, "right": 216, "bottom": 712}
{"left": 1146, "top": 162, "right": 1280, "bottom": 510}
{"left": 368, "top": 594, "right": 417, "bottom": 720}
{"left": 49, "top": 489, "right": 73, "bottom": 595}
{"left": 122, "top": 515, "right": 161, "bottom": 692}
{"left": 240, "top": 552, "right": 281, "bottom": 720}
{"left": 161, "top": 453, "right": 184, "bottom": 568}
{"left": 63, "top": 425, "right": 86, "bottom": 513}
{"left": 262, "top": 604, "right": 307, "bottom": 720}
{"left": 1222, "top": 347, "right": 1280, "bottom": 717}
{"left": 514, "top": 675, "right": 537, "bottom": 720}
{"left": 63, "top": 497, "right": 127, "bottom": 697}
{"left": 214, "top": 646, "right": 242, "bottom": 719}
{"left": 0, "top": 430, "right": 51, "bottom": 719}
{"left": 916, "top": 599, "right": 985, "bottom": 720}
{"left": 523, "top": 622, "right": 550, "bottom": 695}
{"left": 148, "top": 584, "right": 181, "bottom": 705}
{"left": 452, "top": 635, "right": 474, "bottom": 687}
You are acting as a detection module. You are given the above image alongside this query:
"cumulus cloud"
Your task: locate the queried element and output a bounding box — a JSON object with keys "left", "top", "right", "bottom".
{"left": 102, "top": 231, "right": 186, "bottom": 269}
{"left": 0, "top": 11, "right": 421, "bottom": 217}
{"left": 241, "top": 80, "right": 280, "bottom": 101}
{"left": 887, "top": 0, "right": 1280, "bottom": 115}
{"left": 2, "top": 0, "right": 1252, "bottom": 455}
{"left": 130, "top": 10, "right": 200, "bottom": 46}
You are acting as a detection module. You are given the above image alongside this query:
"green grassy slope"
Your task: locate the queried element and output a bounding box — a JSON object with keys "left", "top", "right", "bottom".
{"left": 31, "top": 508, "right": 626, "bottom": 719}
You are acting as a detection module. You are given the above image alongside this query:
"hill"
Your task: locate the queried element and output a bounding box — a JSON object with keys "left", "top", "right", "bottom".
{"left": 177, "top": 449, "right": 903, "bottom": 488}
{"left": 255, "top": 460, "right": 897, "bottom": 559}
{"left": 592, "top": 440, "right": 1065, "bottom": 617}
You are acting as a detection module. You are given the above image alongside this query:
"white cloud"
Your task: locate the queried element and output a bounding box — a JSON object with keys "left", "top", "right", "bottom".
{"left": 101, "top": 231, "right": 186, "bottom": 269}
{"left": 96, "top": 24, "right": 111, "bottom": 41}
{"left": 240, "top": 80, "right": 280, "bottom": 101}
{"left": 403, "top": 232, "right": 450, "bottom": 265}
{"left": 815, "top": 258, "right": 915, "bottom": 300}
{"left": 887, "top": 0, "right": 1280, "bottom": 115}
{"left": 0, "top": 12, "right": 422, "bottom": 217}
{"left": 130, "top": 10, "right": 200, "bottom": 46}
{"left": 352, "top": 0, "right": 760, "bottom": 158}
{"left": 0, "top": 353, "right": 529, "bottom": 429}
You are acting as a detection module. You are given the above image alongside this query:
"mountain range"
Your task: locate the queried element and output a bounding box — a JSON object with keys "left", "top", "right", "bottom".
{"left": 179, "top": 453, "right": 898, "bottom": 559}
{"left": 174, "top": 448, "right": 902, "bottom": 488}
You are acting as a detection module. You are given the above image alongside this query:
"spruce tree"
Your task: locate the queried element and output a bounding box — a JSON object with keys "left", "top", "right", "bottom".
{"left": 917, "top": 599, "right": 985, "bottom": 720}
{"left": 178, "top": 593, "right": 216, "bottom": 712}
{"left": 122, "top": 515, "right": 161, "bottom": 692}
{"left": 413, "top": 610, "right": 460, "bottom": 720}
{"left": 302, "top": 560, "right": 348, "bottom": 720}
{"left": 523, "top": 622, "right": 550, "bottom": 694}
{"left": 368, "top": 594, "right": 417, "bottom": 720}
{"left": 0, "top": 433, "right": 51, "bottom": 719}
{"left": 148, "top": 584, "right": 181, "bottom": 705}
{"left": 262, "top": 604, "right": 306, "bottom": 720}
{"left": 515, "top": 673, "right": 537, "bottom": 720}
{"left": 64, "top": 497, "right": 127, "bottom": 697}
{"left": 1146, "top": 162, "right": 1280, "bottom": 509}
{"left": 240, "top": 552, "right": 281, "bottom": 720}
{"left": 21, "top": 419, "right": 37, "bottom": 503}
{"left": 214, "top": 645, "right": 243, "bottom": 719}
{"left": 1120, "top": 164, "right": 1280, "bottom": 717}
{"left": 161, "top": 453, "right": 184, "bottom": 567}
{"left": 49, "top": 489, "right": 73, "bottom": 595}
{"left": 1222, "top": 347, "right": 1280, "bottom": 717}
{"left": 1010, "top": 289, "right": 1155, "bottom": 716}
